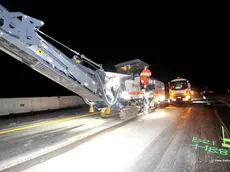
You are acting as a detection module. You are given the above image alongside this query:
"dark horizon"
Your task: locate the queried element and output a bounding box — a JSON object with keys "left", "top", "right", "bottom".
{"left": 0, "top": 1, "right": 229, "bottom": 98}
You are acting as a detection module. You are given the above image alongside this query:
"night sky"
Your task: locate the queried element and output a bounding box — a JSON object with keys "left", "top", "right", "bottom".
{"left": 0, "top": 1, "right": 229, "bottom": 98}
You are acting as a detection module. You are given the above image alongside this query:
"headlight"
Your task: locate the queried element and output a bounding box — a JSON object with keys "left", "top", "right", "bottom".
{"left": 186, "top": 95, "right": 190, "bottom": 99}
{"left": 159, "top": 95, "right": 165, "bottom": 102}
{"left": 170, "top": 91, "right": 174, "bottom": 96}
{"left": 156, "top": 95, "right": 165, "bottom": 102}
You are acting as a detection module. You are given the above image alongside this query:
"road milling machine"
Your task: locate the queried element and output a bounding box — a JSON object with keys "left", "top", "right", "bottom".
{"left": 0, "top": 4, "right": 165, "bottom": 119}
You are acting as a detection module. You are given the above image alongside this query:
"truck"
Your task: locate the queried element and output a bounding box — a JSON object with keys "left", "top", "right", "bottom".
{"left": 0, "top": 4, "right": 165, "bottom": 118}
{"left": 168, "top": 77, "right": 192, "bottom": 103}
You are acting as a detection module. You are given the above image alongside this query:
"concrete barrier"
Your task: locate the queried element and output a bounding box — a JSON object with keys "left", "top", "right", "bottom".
{"left": 0, "top": 96, "right": 85, "bottom": 116}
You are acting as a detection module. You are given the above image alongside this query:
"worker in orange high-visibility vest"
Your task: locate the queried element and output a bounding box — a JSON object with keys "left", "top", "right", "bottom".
{"left": 140, "top": 66, "right": 151, "bottom": 90}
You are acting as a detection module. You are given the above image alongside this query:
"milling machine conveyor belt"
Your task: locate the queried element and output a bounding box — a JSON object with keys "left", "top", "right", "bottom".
{"left": 0, "top": 4, "right": 108, "bottom": 103}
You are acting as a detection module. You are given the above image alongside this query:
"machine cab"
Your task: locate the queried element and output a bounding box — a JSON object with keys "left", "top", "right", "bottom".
{"left": 114, "top": 59, "right": 154, "bottom": 99}
{"left": 115, "top": 59, "right": 150, "bottom": 76}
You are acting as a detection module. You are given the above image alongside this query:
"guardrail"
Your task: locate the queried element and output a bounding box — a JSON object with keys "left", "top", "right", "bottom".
{"left": 219, "top": 99, "right": 230, "bottom": 108}
{"left": 0, "top": 96, "right": 85, "bottom": 116}
{"left": 215, "top": 95, "right": 230, "bottom": 108}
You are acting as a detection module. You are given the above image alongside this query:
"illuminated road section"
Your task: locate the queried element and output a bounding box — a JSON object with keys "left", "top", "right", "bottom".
{"left": 22, "top": 100, "right": 230, "bottom": 171}
{"left": 22, "top": 107, "right": 183, "bottom": 172}
{"left": 1, "top": 94, "right": 230, "bottom": 172}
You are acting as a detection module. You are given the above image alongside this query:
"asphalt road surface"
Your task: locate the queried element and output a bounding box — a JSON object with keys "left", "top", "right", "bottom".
{"left": 0, "top": 105, "right": 127, "bottom": 171}
{"left": 1, "top": 95, "right": 230, "bottom": 172}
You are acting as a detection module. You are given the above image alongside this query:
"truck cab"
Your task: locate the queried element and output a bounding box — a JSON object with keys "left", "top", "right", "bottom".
{"left": 169, "top": 78, "right": 192, "bottom": 103}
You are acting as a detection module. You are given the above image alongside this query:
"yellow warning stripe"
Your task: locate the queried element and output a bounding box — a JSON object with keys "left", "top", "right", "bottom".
{"left": 0, "top": 112, "right": 99, "bottom": 135}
